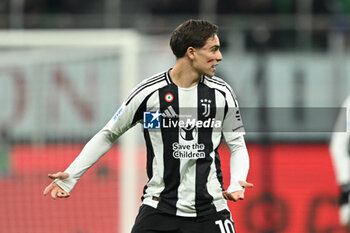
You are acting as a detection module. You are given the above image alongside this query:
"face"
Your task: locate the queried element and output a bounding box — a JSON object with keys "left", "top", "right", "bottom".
{"left": 190, "top": 34, "right": 223, "bottom": 77}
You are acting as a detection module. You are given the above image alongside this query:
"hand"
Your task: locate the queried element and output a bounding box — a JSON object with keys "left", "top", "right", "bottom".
{"left": 43, "top": 172, "right": 70, "bottom": 200}
{"left": 222, "top": 180, "right": 254, "bottom": 202}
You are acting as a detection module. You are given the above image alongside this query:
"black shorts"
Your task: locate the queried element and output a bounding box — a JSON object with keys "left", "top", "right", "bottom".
{"left": 131, "top": 205, "right": 236, "bottom": 233}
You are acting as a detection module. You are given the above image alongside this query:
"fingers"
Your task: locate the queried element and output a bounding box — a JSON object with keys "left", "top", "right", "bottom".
{"left": 222, "top": 191, "right": 230, "bottom": 201}
{"left": 223, "top": 180, "right": 254, "bottom": 202}
{"left": 224, "top": 191, "right": 240, "bottom": 201}
{"left": 238, "top": 180, "right": 254, "bottom": 189}
{"left": 51, "top": 186, "right": 70, "bottom": 199}
{"left": 44, "top": 172, "right": 70, "bottom": 200}
{"left": 42, "top": 182, "right": 59, "bottom": 199}
{"left": 50, "top": 185, "right": 58, "bottom": 200}
{"left": 43, "top": 183, "right": 53, "bottom": 196}
{"left": 237, "top": 191, "right": 244, "bottom": 200}
{"left": 48, "top": 172, "right": 69, "bottom": 180}
{"left": 57, "top": 191, "right": 70, "bottom": 198}
{"left": 222, "top": 191, "right": 244, "bottom": 202}
{"left": 43, "top": 181, "right": 70, "bottom": 200}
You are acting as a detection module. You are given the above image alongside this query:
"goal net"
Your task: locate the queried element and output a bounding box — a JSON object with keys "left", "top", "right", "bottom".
{"left": 0, "top": 30, "right": 141, "bottom": 233}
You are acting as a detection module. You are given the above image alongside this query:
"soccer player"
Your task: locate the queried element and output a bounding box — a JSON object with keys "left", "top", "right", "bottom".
{"left": 330, "top": 95, "right": 350, "bottom": 228}
{"left": 44, "top": 19, "right": 253, "bottom": 233}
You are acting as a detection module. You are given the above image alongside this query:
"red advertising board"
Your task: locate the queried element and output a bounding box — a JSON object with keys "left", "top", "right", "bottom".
{"left": 0, "top": 143, "right": 346, "bottom": 233}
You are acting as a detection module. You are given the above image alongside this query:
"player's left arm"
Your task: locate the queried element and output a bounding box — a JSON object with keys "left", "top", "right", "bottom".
{"left": 221, "top": 83, "right": 253, "bottom": 201}
{"left": 222, "top": 134, "right": 253, "bottom": 201}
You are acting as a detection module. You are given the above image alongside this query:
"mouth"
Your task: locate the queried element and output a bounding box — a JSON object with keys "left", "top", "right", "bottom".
{"left": 211, "top": 64, "right": 218, "bottom": 72}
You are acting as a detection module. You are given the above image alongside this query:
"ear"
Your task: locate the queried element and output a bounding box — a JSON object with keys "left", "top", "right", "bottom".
{"left": 186, "top": 47, "right": 196, "bottom": 60}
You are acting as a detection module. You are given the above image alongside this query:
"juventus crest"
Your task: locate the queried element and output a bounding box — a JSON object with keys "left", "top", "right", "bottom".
{"left": 200, "top": 99, "right": 211, "bottom": 117}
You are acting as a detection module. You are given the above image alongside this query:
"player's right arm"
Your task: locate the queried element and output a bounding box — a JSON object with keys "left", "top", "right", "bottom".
{"left": 43, "top": 127, "right": 119, "bottom": 198}
{"left": 43, "top": 91, "right": 143, "bottom": 199}
{"left": 43, "top": 73, "right": 168, "bottom": 199}
{"left": 43, "top": 103, "right": 134, "bottom": 199}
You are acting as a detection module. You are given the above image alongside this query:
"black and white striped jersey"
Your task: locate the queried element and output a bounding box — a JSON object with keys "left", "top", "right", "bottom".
{"left": 105, "top": 70, "right": 246, "bottom": 217}
{"left": 56, "top": 69, "right": 249, "bottom": 217}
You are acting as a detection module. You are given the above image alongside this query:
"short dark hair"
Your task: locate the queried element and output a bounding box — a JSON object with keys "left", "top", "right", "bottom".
{"left": 170, "top": 19, "right": 219, "bottom": 58}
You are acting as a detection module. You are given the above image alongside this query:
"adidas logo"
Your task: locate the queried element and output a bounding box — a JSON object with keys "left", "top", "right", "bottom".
{"left": 162, "top": 106, "right": 178, "bottom": 118}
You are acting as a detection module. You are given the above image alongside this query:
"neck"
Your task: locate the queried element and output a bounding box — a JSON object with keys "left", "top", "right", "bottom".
{"left": 169, "top": 59, "right": 201, "bottom": 88}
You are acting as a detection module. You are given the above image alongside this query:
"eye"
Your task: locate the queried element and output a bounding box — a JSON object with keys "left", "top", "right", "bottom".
{"left": 211, "top": 46, "right": 220, "bottom": 52}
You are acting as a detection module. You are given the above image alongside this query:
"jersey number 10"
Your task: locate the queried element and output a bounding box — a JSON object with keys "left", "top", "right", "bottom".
{"left": 215, "top": 219, "right": 235, "bottom": 233}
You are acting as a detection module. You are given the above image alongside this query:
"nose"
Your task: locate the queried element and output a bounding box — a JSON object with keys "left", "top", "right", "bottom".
{"left": 216, "top": 50, "right": 223, "bottom": 62}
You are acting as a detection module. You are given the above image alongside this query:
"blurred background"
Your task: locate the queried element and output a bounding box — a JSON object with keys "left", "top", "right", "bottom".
{"left": 0, "top": 0, "right": 350, "bottom": 232}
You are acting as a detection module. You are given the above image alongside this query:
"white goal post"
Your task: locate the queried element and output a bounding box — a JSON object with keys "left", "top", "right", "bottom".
{"left": 0, "top": 30, "right": 140, "bottom": 233}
